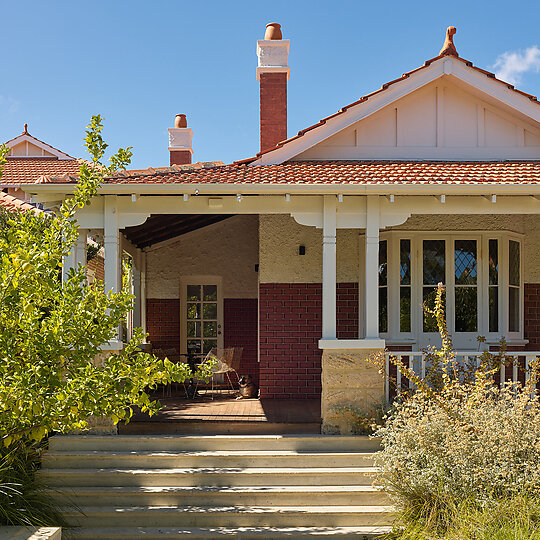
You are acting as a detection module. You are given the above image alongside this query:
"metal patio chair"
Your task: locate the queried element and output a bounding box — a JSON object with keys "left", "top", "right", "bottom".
{"left": 199, "top": 347, "right": 243, "bottom": 398}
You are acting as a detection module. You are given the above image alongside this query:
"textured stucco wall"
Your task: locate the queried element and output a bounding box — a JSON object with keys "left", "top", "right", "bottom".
{"left": 259, "top": 214, "right": 359, "bottom": 283}
{"left": 392, "top": 214, "right": 526, "bottom": 233}
{"left": 259, "top": 213, "right": 540, "bottom": 284}
{"left": 392, "top": 214, "right": 540, "bottom": 283}
{"left": 145, "top": 215, "right": 259, "bottom": 299}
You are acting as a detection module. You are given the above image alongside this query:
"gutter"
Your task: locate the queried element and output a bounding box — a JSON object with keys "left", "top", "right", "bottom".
{"left": 22, "top": 182, "right": 540, "bottom": 197}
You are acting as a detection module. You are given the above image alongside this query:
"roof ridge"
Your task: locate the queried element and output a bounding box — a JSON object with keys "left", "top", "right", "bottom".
{"left": 103, "top": 161, "right": 226, "bottom": 182}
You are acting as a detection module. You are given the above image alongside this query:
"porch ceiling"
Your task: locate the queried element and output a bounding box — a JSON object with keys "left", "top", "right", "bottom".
{"left": 123, "top": 214, "right": 234, "bottom": 248}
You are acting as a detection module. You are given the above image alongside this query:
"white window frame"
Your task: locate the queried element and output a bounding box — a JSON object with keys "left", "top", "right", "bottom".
{"left": 379, "top": 231, "right": 524, "bottom": 348}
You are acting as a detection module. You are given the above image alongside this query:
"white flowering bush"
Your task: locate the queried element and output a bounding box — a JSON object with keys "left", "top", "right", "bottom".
{"left": 375, "top": 284, "right": 540, "bottom": 526}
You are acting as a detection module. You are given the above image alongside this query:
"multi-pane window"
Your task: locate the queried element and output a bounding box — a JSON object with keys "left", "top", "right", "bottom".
{"left": 186, "top": 284, "right": 218, "bottom": 355}
{"left": 379, "top": 240, "right": 388, "bottom": 333}
{"left": 509, "top": 240, "right": 520, "bottom": 333}
{"left": 423, "top": 240, "right": 446, "bottom": 332}
{"left": 489, "top": 239, "right": 499, "bottom": 332}
{"left": 379, "top": 234, "right": 522, "bottom": 343}
{"left": 454, "top": 240, "right": 478, "bottom": 332}
{"left": 400, "top": 239, "right": 411, "bottom": 332}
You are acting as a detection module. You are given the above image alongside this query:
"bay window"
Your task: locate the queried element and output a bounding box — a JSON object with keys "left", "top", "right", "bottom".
{"left": 377, "top": 232, "right": 523, "bottom": 347}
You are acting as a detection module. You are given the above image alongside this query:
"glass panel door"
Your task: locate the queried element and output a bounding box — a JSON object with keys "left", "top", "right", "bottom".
{"left": 181, "top": 278, "right": 223, "bottom": 357}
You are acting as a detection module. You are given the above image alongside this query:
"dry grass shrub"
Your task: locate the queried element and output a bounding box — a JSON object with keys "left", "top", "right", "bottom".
{"left": 384, "top": 494, "right": 540, "bottom": 539}
{"left": 374, "top": 284, "right": 540, "bottom": 534}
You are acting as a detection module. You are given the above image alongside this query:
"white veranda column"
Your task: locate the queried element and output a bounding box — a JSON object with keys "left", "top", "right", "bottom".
{"left": 140, "top": 251, "right": 147, "bottom": 338}
{"left": 365, "top": 195, "right": 380, "bottom": 339}
{"left": 62, "top": 229, "right": 87, "bottom": 284}
{"left": 75, "top": 230, "right": 87, "bottom": 268}
{"left": 322, "top": 195, "right": 337, "bottom": 340}
{"left": 132, "top": 265, "right": 142, "bottom": 329}
{"left": 104, "top": 196, "right": 121, "bottom": 344}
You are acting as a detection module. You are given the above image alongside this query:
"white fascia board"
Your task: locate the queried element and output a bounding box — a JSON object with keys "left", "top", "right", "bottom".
{"left": 5, "top": 134, "right": 74, "bottom": 160}
{"left": 23, "top": 182, "right": 540, "bottom": 197}
{"left": 449, "top": 59, "right": 540, "bottom": 124}
{"left": 253, "top": 59, "right": 446, "bottom": 165}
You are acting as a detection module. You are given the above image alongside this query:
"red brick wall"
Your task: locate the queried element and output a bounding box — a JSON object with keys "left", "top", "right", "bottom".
{"left": 259, "top": 283, "right": 321, "bottom": 399}
{"left": 146, "top": 299, "right": 181, "bottom": 361}
{"left": 259, "top": 282, "right": 359, "bottom": 399}
{"left": 260, "top": 72, "right": 287, "bottom": 153}
{"left": 169, "top": 149, "right": 191, "bottom": 166}
{"left": 146, "top": 297, "right": 259, "bottom": 375}
{"left": 337, "top": 283, "right": 359, "bottom": 339}
{"left": 87, "top": 254, "right": 104, "bottom": 283}
{"left": 525, "top": 283, "right": 540, "bottom": 349}
{"left": 224, "top": 298, "right": 259, "bottom": 384}
{"left": 147, "top": 284, "right": 361, "bottom": 398}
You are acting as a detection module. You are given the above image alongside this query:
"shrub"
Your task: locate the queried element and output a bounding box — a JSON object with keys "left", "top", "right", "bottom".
{"left": 375, "top": 283, "right": 540, "bottom": 535}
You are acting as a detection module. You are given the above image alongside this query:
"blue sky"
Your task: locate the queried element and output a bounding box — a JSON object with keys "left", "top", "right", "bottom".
{"left": 1, "top": 0, "right": 540, "bottom": 169}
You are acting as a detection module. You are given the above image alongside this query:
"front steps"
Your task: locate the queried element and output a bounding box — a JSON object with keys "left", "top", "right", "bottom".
{"left": 40, "top": 435, "right": 393, "bottom": 539}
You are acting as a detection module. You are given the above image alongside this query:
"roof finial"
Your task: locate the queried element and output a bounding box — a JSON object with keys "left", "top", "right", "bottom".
{"left": 439, "top": 26, "right": 458, "bottom": 57}
{"left": 23, "top": 123, "right": 28, "bottom": 134}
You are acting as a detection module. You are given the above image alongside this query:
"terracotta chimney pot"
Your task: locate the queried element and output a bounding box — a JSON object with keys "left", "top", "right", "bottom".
{"left": 264, "top": 23, "right": 282, "bottom": 40}
{"left": 175, "top": 114, "right": 188, "bottom": 128}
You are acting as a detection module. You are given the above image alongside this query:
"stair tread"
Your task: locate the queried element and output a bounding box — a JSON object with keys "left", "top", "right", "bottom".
{"left": 45, "top": 450, "right": 375, "bottom": 456}
{"left": 47, "top": 485, "right": 382, "bottom": 493}
{"left": 64, "top": 505, "right": 394, "bottom": 514}
{"left": 52, "top": 434, "right": 377, "bottom": 440}
{"left": 41, "top": 466, "right": 379, "bottom": 474}
{"left": 68, "top": 525, "right": 393, "bottom": 537}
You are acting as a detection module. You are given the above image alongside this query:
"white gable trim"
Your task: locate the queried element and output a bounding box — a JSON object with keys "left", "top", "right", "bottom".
{"left": 6, "top": 133, "right": 74, "bottom": 160}
{"left": 252, "top": 56, "right": 540, "bottom": 165}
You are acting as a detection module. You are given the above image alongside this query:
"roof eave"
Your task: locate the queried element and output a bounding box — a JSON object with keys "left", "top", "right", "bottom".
{"left": 22, "top": 182, "right": 540, "bottom": 197}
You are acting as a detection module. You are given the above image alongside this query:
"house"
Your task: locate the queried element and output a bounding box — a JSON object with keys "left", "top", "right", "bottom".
{"left": 24, "top": 24, "right": 540, "bottom": 433}
{"left": 1, "top": 125, "right": 81, "bottom": 201}
{"left": 1, "top": 127, "right": 105, "bottom": 283}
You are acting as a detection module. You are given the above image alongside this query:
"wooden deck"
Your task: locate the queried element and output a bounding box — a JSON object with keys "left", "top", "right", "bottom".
{"left": 120, "top": 393, "right": 322, "bottom": 435}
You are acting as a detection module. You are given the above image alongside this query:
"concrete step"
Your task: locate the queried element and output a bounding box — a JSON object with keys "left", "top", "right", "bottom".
{"left": 39, "top": 466, "right": 378, "bottom": 487}
{"left": 119, "top": 421, "right": 322, "bottom": 435}
{"left": 64, "top": 505, "right": 394, "bottom": 528}
{"left": 68, "top": 525, "right": 393, "bottom": 539}
{"left": 42, "top": 450, "right": 376, "bottom": 469}
{"left": 48, "top": 485, "right": 389, "bottom": 507}
{"left": 48, "top": 434, "right": 380, "bottom": 453}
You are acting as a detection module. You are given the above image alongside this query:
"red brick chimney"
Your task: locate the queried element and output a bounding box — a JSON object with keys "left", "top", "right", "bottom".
{"left": 257, "top": 23, "right": 290, "bottom": 153}
{"left": 168, "top": 114, "right": 193, "bottom": 165}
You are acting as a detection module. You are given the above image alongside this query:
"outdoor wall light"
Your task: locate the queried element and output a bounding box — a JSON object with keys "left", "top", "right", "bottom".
{"left": 299, "top": 245, "right": 306, "bottom": 255}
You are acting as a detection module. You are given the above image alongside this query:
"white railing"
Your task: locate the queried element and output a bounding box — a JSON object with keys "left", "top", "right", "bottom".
{"left": 384, "top": 351, "right": 540, "bottom": 404}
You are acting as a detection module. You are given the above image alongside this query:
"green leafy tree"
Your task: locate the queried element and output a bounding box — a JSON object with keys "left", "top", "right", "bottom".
{"left": 0, "top": 116, "right": 203, "bottom": 447}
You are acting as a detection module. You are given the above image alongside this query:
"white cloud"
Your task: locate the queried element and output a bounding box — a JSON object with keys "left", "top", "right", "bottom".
{"left": 493, "top": 46, "right": 540, "bottom": 86}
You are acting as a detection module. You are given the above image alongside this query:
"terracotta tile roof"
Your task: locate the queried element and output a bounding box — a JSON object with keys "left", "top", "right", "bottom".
{"left": 1, "top": 158, "right": 83, "bottom": 185}
{"left": 0, "top": 192, "right": 42, "bottom": 213}
{"left": 237, "top": 55, "right": 540, "bottom": 165}
{"left": 56, "top": 160, "right": 540, "bottom": 186}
